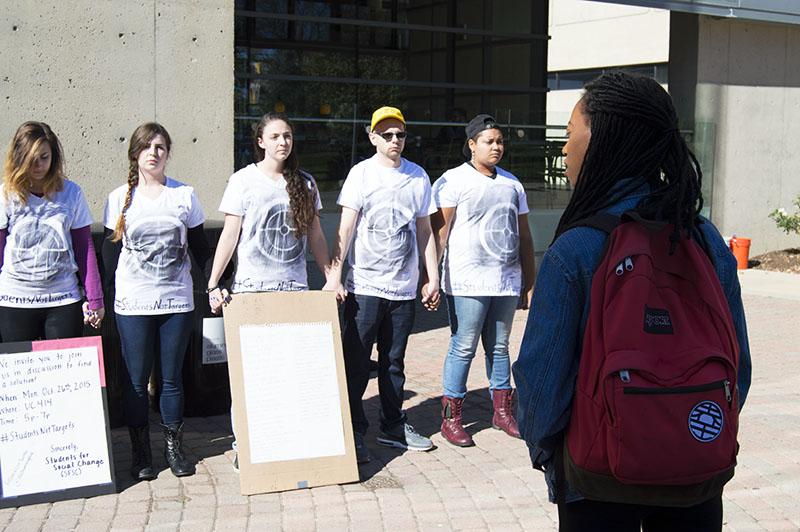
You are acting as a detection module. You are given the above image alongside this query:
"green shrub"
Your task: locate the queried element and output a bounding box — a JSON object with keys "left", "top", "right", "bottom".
{"left": 770, "top": 196, "right": 800, "bottom": 235}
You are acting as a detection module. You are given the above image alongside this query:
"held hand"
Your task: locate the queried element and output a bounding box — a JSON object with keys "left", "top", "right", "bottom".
{"left": 208, "top": 287, "right": 231, "bottom": 315}
{"left": 421, "top": 282, "right": 440, "bottom": 311}
{"left": 82, "top": 302, "right": 105, "bottom": 329}
{"left": 322, "top": 280, "right": 347, "bottom": 304}
{"left": 518, "top": 285, "right": 535, "bottom": 310}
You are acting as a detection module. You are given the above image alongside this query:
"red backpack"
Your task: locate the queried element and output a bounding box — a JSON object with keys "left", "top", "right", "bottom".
{"left": 562, "top": 212, "right": 740, "bottom": 507}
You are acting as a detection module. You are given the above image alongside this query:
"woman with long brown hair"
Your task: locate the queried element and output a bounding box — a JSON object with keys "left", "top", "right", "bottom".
{"left": 0, "top": 121, "right": 104, "bottom": 340}
{"left": 102, "top": 122, "right": 210, "bottom": 481}
{"left": 206, "top": 113, "right": 337, "bottom": 469}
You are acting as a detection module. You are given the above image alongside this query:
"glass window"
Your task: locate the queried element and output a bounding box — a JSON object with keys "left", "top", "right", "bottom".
{"left": 234, "top": 0, "right": 563, "bottom": 210}
{"left": 549, "top": 63, "right": 669, "bottom": 91}
{"left": 556, "top": 71, "right": 592, "bottom": 91}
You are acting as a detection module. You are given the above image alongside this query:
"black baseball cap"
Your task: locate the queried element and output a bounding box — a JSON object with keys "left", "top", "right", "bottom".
{"left": 463, "top": 114, "right": 500, "bottom": 157}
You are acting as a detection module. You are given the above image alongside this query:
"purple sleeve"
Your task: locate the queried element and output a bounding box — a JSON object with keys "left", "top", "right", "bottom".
{"left": 70, "top": 225, "right": 104, "bottom": 310}
{"left": 0, "top": 228, "right": 6, "bottom": 270}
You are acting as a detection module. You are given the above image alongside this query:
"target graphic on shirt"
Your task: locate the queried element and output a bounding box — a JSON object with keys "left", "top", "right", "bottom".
{"left": 9, "top": 218, "right": 70, "bottom": 281}
{"left": 125, "top": 216, "right": 186, "bottom": 281}
{"left": 252, "top": 199, "right": 304, "bottom": 265}
{"left": 479, "top": 203, "right": 519, "bottom": 262}
{"left": 361, "top": 201, "right": 415, "bottom": 265}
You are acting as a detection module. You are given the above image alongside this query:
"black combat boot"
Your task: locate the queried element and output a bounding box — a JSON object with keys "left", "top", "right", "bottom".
{"left": 128, "top": 425, "right": 156, "bottom": 481}
{"left": 161, "top": 422, "right": 195, "bottom": 477}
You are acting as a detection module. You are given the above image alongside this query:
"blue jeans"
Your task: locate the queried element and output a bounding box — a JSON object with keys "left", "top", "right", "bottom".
{"left": 116, "top": 312, "right": 194, "bottom": 427}
{"left": 443, "top": 295, "right": 517, "bottom": 399}
{"left": 341, "top": 293, "right": 414, "bottom": 436}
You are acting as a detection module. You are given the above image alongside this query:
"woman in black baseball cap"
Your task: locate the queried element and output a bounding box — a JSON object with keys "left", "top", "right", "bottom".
{"left": 461, "top": 114, "right": 500, "bottom": 158}
{"left": 428, "top": 113, "right": 536, "bottom": 448}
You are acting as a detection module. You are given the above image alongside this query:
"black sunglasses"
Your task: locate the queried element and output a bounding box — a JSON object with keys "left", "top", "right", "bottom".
{"left": 377, "top": 131, "right": 407, "bottom": 141}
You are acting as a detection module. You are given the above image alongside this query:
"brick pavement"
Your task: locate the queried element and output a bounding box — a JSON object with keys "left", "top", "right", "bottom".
{"left": 1, "top": 283, "right": 799, "bottom": 531}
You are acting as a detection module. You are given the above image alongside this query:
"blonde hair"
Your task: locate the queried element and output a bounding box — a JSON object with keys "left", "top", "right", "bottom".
{"left": 2, "top": 121, "right": 65, "bottom": 204}
{"left": 110, "top": 122, "right": 172, "bottom": 242}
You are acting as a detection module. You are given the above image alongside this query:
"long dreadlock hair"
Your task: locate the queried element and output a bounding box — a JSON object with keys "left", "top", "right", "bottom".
{"left": 553, "top": 71, "right": 703, "bottom": 245}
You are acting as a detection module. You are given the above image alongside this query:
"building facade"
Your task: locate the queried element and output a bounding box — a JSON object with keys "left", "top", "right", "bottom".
{"left": 2, "top": 1, "right": 798, "bottom": 254}
{"left": 233, "top": 0, "right": 558, "bottom": 251}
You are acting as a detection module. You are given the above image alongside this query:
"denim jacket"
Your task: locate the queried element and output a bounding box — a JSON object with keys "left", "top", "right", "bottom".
{"left": 512, "top": 188, "right": 753, "bottom": 504}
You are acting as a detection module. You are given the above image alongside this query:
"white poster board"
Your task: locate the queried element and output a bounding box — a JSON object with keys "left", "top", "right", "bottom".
{"left": 239, "top": 322, "right": 346, "bottom": 463}
{"left": 0, "top": 336, "right": 115, "bottom": 507}
{"left": 223, "top": 291, "right": 358, "bottom": 494}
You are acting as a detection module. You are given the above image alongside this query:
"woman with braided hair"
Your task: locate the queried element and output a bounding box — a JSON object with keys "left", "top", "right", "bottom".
{"left": 206, "top": 113, "right": 337, "bottom": 470}
{"left": 102, "top": 122, "right": 211, "bottom": 480}
{"left": 513, "top": 72, "right": 752, "bottom": 530}
{"left": 0, "top": 121, "right": 104, "bottom": 340}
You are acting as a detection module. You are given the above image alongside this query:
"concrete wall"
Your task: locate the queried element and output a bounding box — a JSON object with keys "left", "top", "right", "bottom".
{"left": 671, "top": 13, "right": 800, "bottom": 254}
{"left": 546, "top": 0, "right": 669, "bottom": 127}
{"left": 548, "top": 0, "right": 669, "bottom": 72}
{"left": 0, "top": 1, "right": 234, "bottom": 224}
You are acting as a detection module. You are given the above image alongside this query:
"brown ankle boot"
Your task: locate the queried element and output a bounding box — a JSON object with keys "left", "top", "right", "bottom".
{"left": 491, "top": 389, "right": 520, "bottom": 438}
{"left": 441, "top": 396, "right": 474, "bottom": 447}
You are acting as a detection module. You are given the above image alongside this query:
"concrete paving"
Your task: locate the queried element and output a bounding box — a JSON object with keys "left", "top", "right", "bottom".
{"left": 738, "top": 269, "right": 800, "bottom": 301}
{"left": 1, "top": 269, "right": 798, "bottom": 531}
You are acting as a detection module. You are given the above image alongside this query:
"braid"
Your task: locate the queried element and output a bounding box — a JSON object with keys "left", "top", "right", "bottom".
{"left": 110, "top": 122, "right": 172, "bottom": 243}
{"left": 554, "top": 71, "right": 703, "bottom": 243}
{"left": 111, "top": 163, "right": 138, "bottom": 243}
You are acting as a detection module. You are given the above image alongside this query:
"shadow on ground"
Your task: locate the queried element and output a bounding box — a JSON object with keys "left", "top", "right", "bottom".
{"left": 357, "top": 386, "right": 497, "bottom": 482}
{"left": 111, "top": 412, "right": 234, "bottom": 492}
{"left": 112, "top": 385, "right": 507, "bottom": 493}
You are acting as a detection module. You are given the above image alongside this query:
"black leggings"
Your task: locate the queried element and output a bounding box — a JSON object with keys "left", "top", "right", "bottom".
{"left": 0, "top": 302, "right": 84, "bottom": 342}
{"left": 558, "top": 495, "right": 723, "bottom": 532}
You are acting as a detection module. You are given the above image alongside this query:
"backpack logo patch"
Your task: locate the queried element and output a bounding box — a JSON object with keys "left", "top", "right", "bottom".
{"left": 688, "top": 401, "right": 724, "bottom": 442}
{"left": 643, "top": 305, "right": 674, "bottom": 334}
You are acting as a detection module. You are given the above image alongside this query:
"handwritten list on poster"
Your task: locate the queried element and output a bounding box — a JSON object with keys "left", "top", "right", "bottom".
{"left": 239, "top": 322, "right": 346, "bottom": 463}
{"left": 0, "top": 347, "right": 112, "bottom": 498}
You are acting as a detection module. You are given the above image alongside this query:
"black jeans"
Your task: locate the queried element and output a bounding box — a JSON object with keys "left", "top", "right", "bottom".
{"left": 558, "top": 495, "right": 723, "bottom": 532}
{"left": 342, "top": 293, "right": 415, "bottom": 436}
{"left": 0, "top": 301, "right": 83, "bottom": 342}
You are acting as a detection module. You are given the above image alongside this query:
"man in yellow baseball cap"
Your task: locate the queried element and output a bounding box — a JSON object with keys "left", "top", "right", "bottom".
{"left": 325, "top": 105, "right": 440, "bottom": 463}
{"left": 370, "top": 106, "right": 405, "bottom": 131}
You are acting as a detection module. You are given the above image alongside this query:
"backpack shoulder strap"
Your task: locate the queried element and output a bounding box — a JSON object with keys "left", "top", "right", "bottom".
{"left": 566, "top": 212, "right": 620, "bottom": 234}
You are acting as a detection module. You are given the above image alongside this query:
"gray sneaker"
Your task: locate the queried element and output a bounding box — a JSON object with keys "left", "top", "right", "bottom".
{"left": 377, "top": 424, "right": 433, "bottom": 452}
{"left": 354, "top": 432, "right": 371, "bottom": 464}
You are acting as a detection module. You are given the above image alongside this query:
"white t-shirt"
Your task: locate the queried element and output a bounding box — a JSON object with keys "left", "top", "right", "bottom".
{"left": 432, "top": 163, "right": 530, "bottom": 296}
{"left": 103, "top": 178, "right": 205, "bottom": 315}
{"left": 218, "top": 164, "right": 323, "bottom": 293}
{"left": 0, "top": 180, "right": 93, "bottom": 308}
{"left": 338, "top": 155, "right": 436, "bottom": 301}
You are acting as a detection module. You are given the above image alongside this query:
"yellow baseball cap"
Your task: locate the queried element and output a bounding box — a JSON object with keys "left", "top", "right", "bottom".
{"left": 370, "top": 106, "right": 405, "bottom": 131}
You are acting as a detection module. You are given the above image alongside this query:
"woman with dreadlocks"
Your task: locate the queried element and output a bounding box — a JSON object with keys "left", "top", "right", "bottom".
{"left": 512, "top": 72, "right": 751, "bottom": 531}
{"left": 102, "top": 122, "right": 211, "bottom": 481}
{"left": 205, "top": 113, "right": 337, "bottom": 470}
